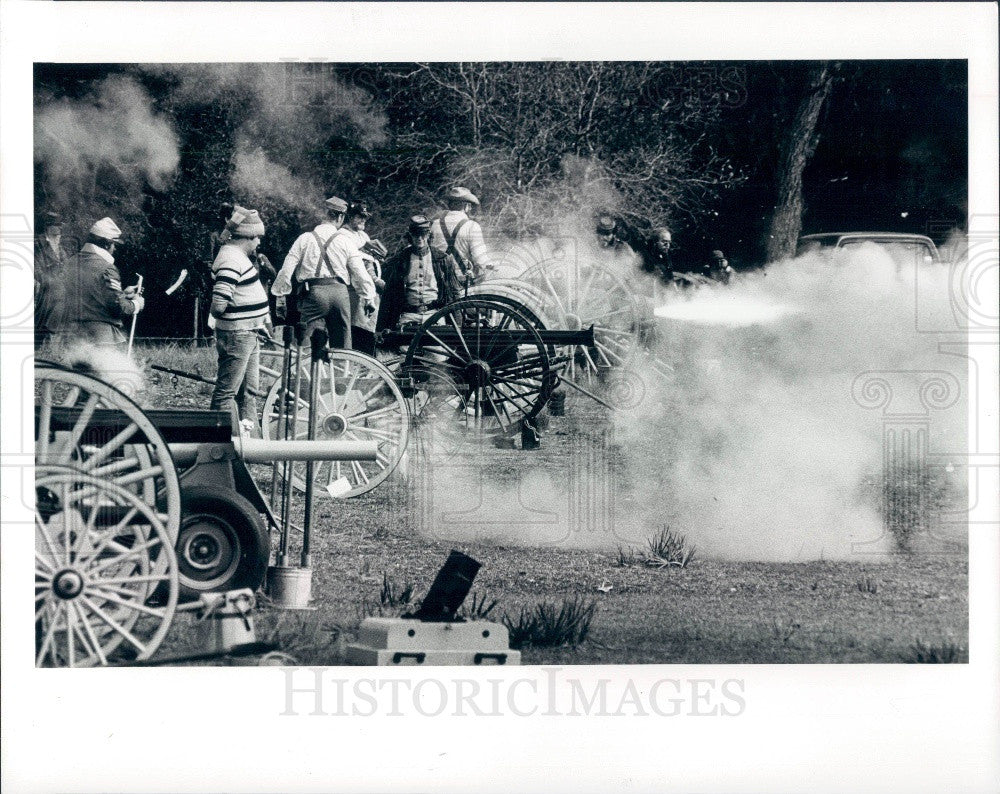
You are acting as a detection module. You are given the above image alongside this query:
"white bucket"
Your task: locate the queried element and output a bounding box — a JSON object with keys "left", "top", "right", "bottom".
{"left": 268, "top": 565, "right": 314, "bottom": 609}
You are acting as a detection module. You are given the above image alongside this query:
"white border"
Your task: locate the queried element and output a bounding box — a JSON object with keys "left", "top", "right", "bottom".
{"left": 2, "top": 3, "right": 998, "bottom": 793}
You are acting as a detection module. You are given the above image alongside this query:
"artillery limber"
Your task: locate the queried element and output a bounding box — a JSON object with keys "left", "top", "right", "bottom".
{"left": 34, "top": 360, "right": 375, "bottom": 666}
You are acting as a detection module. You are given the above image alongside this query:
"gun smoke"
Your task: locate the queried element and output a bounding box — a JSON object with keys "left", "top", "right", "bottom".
{"left": 415, "top": 240, "right": 967, "bottom": 562}
{"left": 35, "top": 75, "right": 180, "bottom": 209}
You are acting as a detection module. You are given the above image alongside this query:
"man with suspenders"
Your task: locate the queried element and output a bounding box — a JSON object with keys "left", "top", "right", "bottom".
{"left": 429, "top": 186, "right": 493, "bottom": 292}
{"left": 271, "top": 195, "right": 377, "bottom": 350}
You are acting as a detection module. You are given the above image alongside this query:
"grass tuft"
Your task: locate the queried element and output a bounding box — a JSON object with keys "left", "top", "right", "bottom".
{"left": 615, "top": 528, "right": 696, "bottom": 570}
{"left": 856, "top": 576, "right": 879, "bottom": 595}
{"left": 615, "top": 545, "right": 639, "bottom": 567}
{"left": 901, "top": 638, "right": 968, "bottom": 663}
{"left": 643, "top": 526, "right": 696, "bottom": 569}
{"left": 379, "top": 572, "right": 416, "bottom": 609}
{"left": 459, "top": 590, "right": 499, "bottom": 620}
{"left": 503, "top": 595, "right": 597, "bottom": 649}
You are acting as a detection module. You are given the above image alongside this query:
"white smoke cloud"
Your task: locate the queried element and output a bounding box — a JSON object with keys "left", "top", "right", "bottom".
{"left": 410, "top": 237, "right": 967, "bottom": 563}
{"left": 230, "top": 140, "right": 322, "bottom": 210}
{"left": 34, "top": 76, "right": 180, "bottom": 197}
{"left": 611, "top": 244, "right": 967, "bottom": 561}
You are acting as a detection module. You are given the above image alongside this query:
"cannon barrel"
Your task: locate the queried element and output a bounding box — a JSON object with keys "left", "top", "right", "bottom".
{"left": 168, "top": 437, "right": 377, "bottom": 466}
{"left": 379, "top": 325, "right": 596, "bottom": 348}
{"left": 39, "top": 407, "right": 377, "bottom": 463}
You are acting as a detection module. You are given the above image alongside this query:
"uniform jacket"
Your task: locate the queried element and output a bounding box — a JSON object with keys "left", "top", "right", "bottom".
{"left": 62, "top": 244, "right": 138, "bottom": 330}
{"left": 34, "top": 235, "right": 70, "bottom": 338}
{"left": 377, "top": 244, "right": 455, "bottom": 331}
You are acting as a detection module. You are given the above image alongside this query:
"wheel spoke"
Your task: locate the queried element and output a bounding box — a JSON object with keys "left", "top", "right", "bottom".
{"left": 35, "top": 606, "right": 60, "bottom": 666}
{"left": 447, "top": 313, "right": 473, "bottom": 360}
{"left": 424, "top": 329, "right": 466, "bottom": 363}
{"left": 78, "top": 595, "right": 148, "bottom": 656}
{"left": 79, "top": 422, "right": 140, "bottom": 473}
{"left": 56, "top": 393, "right": 100, "bottom": 463}
{"left": 87, "top": 587, "right": 167, "bottom": 618}
{"left": 71, "top": 601, "right": 108, "bottom": 666}
{"left": 85, "top": 536, "right": 162, "bottom": 577}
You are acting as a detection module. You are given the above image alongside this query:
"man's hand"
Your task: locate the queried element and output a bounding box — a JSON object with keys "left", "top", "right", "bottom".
{"left": 373, "top": 278, "right": 386, "bottom": 294}
{"left": 129, "top": 294, "right": 146, "bottom": 313}
{"left": 124, "top": 285, "right": 141, "bottom": 299}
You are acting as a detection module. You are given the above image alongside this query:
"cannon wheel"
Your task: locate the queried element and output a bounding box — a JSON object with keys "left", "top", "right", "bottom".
{"left": 35, "top": 468, "right": 179, "bottom": 667}
{"left": 261, "top": 349, "right": 410, "bottom": 498}
{"left": 517, "top": 259, "right": 642, "bottom": 385}
{"left": 176, "top": 486, "right": 269, "bottom": 598}
{"left": 401, "top": 297, "right": 554, "bottom": 435}
{"left": 35, "top": 362, "right": 182, "bottom": 544}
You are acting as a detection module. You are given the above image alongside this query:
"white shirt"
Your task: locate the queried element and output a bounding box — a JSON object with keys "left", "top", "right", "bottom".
{"left": 429, "top": 210, "right": 492, "bottom": 277}
{"left": 272, "top": 222, "right": 376, "bottom": 303}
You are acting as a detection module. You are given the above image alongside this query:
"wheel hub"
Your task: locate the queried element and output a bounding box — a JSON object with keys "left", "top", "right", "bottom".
{"left": 181, "top": 525, "right": 227, "bottom": 571}
{"left": 463, "top": 360, "right": 492, "bottom": 388}
{"left": 322, "top": 412, "right": 348, "bottom": 435}
{"left": 564, "top": 313, "right": 583, "bottom": 331}
{"left": 52, "top": 568, "right": 84, "bottom": 600}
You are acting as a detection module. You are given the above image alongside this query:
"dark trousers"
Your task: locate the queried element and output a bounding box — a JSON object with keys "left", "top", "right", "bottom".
{"left": 298, "top": 281, "right": 351, "bottom": 349}
{"left": 351, "top": 327, "right": 376, "bottom": 357}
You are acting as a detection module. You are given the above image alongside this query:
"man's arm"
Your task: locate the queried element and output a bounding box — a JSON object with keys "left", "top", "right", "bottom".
{"left": 271, "top": 234, "right": 307, "bottom": 296}
{"left": 103, "top": 266, "right": 142, "bottom": 319}
{"left": 339, "top": 238, "right": 377, "bottom": 305}
{"left": 209, "top": 253, "right": 241, "bottom": 319}
{"left": 463, "top": 221, "right": 493, "bottom": 279}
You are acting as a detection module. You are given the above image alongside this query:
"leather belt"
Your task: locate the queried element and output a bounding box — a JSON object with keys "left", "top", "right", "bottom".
{"left": 304, "top": 277, "right": 346, "bottom": 287}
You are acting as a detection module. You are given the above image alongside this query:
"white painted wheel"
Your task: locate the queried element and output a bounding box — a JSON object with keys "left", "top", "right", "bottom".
{"left": 35, "top": 469, "right": 179, "bottom": 667}
{"left": 262, "top": 349, "right": 410, "bottom": 497}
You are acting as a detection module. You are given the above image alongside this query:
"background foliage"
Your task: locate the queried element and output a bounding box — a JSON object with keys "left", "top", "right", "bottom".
{"left": 34, "top": 61, "right": 966, "bottom": 337}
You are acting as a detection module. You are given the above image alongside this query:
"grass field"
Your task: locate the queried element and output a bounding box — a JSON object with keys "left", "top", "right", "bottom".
{"left": 136, "top": 342, "right": 968, "bottom": 665}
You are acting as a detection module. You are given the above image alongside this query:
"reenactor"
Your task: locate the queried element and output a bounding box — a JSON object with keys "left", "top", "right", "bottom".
{"left": 430, "top": 186, "right": 493, "bottom": 291}
{"left": 59, "top": 218, "right": 144, "bottom": 349}
{"left": 34, "top": 211, "right": 70, "bottom": 346}
{"left": 379, "top": 214, "right": 454, "bottom": 330}
{"left": 271, "top": 196, "right": 376, "bottom": 350}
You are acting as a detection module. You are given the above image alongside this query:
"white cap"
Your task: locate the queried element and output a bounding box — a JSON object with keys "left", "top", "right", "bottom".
{"left": 89, "top": 217, "right": 123, "bottom": 242}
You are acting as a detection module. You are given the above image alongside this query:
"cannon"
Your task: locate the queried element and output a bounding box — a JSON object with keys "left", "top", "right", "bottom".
{"left": 34, "top": 360, "right": 376, "bottom": 666}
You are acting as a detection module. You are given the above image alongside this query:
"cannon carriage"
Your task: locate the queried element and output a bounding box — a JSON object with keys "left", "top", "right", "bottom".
{"left": 34, "top": 360, "right": 376, "bottom": 667}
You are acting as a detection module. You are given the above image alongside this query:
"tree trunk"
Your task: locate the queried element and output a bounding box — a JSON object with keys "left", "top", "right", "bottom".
{"left": 765, "top": 65, "right": 835, "bottom": 262}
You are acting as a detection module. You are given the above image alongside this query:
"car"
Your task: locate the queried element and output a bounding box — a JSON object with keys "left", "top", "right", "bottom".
{"left": 796, "top": 232, "right": 940, "bottom": 264}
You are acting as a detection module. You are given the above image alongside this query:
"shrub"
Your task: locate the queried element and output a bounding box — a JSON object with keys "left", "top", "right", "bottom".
{"left": 643, "top": 527, "right": 696, "bottom": 569}
{"left": 503, "top": 595, "right": 597, "bottom": 649}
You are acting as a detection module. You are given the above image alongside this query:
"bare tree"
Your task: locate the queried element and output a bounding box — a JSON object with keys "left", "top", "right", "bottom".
{"left": 371, "top": 62, "right": 743, "bottom": 239}
{"left": 765, "top": 64, "right": 836, "bottom": 262}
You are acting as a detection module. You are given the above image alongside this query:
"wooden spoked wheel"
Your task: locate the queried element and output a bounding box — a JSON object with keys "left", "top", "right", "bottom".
{"left": 401, "top": 298, "right": 555, "bottom": 435}
{"left": 262, "top": 349, "right": 410, "bottom": 497}
{"left": 35, "top": 363, "right": 182, "bottom": 545}
{"left": 35, "top": 468, "right": 179, "bottom": 667}
{"left": 519, "top": 259, "right": 641, "bottom": 385}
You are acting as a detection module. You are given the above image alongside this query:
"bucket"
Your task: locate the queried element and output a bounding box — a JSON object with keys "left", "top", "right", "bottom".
{"left": 192, "top": 590, "right": 257, "bottom": 655}
{"left": 268, "top": 565, "right": 314, "bottom": 609}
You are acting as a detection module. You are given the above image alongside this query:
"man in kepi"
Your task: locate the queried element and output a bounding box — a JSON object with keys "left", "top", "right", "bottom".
{"left": 209, "top": 206, "right": 269, "bottom": 435}
{"left": 379, "top": 215, "right": 455, "bottom": 330}
{"left": 34, "top": 211, "right": 70, "bottom": 347}
{"left": 430, "top": 186, "right": 492, "bottom": 291}
{"left": 271, "top": 195, "right": 376, "bottom": 350}
{"left": 60, "top": 217, "right": 144, "bottom": 349}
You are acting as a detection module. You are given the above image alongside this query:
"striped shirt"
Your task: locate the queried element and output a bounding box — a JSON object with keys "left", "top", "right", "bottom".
{"left": 211, "top": 243, "right": 269, "bottom": 330}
